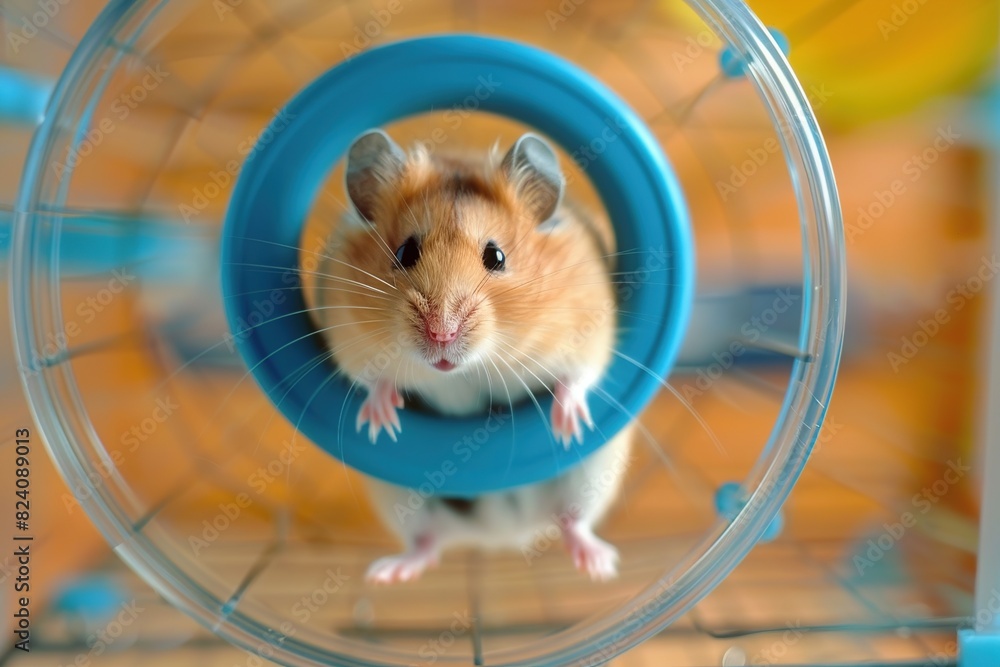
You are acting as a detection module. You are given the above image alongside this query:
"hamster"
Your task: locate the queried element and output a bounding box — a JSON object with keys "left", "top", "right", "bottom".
{"left": 312, "top": 129, "right": 632, "bottom": 583}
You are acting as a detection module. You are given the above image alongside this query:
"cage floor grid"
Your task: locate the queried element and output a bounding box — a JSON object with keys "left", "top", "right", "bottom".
{"left": 1, "top": 525, "right": 966, "bottom": 667}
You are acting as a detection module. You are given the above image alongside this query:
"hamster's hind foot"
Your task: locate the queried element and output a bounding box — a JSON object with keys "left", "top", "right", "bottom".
{"left": 356, "top": 381, "right": 404, "bottom": 443}
{"left": 564, "top": 523, "right": 619, "bottom": 582}
{"left": 365, "top": 535, "right": 439, "bottom": 584}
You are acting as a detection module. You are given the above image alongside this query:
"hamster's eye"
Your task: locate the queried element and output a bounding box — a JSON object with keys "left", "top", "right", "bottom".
{"left": 395, "top": 236, "right": 421, "bottom": 269}
{"left": 482, "top": 241, "right": 506, "bottom": 272}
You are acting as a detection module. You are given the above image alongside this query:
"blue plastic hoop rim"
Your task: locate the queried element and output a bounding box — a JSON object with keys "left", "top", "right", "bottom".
{"left": 221, "top": 34, "right": 695, "bottom": 496}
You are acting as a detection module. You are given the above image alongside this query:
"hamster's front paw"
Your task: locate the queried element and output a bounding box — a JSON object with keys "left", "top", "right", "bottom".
{"left": 551, "top": 379, "right": 595, "bottom": 448}
{"left": 356, "top": 381, "right": 404, "bottom": 443}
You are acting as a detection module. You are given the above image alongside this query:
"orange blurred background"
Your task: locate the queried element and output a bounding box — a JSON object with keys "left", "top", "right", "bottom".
{"left": 0, "top": 0, "right": 998, "bottom": 664}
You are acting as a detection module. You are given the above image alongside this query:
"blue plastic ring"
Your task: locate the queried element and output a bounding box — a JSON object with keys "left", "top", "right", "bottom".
{"left": 221, "top": 35, "right": 694, "bottom": 496}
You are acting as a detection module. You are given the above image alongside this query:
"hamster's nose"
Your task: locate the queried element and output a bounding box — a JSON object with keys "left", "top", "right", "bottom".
{"left": 423, "top": 317, "right": 461, "bottom": 344}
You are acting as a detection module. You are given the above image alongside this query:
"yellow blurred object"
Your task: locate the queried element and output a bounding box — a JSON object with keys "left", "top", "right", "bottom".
{"left": 660, "top": 0, "right": 999, "bottom": 127}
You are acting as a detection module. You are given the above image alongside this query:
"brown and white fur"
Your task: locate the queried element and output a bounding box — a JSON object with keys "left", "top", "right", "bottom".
{"left": 313, "top": 129, "right": 632, "bottom": 583}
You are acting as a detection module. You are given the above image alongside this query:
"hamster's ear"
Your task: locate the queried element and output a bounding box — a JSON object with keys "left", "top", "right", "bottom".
{"left": 501, "top": 133, "right": 565, "bottom": 224}
{"left": 345, "top": 129, "right": 406, "bottom": 223}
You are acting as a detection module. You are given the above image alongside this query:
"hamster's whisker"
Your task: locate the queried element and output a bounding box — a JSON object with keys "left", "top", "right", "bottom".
{"left": 392, "top": 354, "right": 406, "bottom": 405}
{"left": 219, "top": 303, "right": 388, "bottom": 344}
{"left": 610, "top": 349, "right": 728, "bottom": 456}
{"left": 491, "top": 335, "right": 678, "bottom": 470}
{"left": 248, "top": 346, "right": 340, "bottom": 459}
{"left": 336, "top": 375, "right": 364, "bottom": 503}
{"left": 588, "top": 383, "right": 677, "bottom": 474}
{"left": 404, "top": 356, "right": 415, "bottom": 399}
{"left": 487, "top": 247, "right": 666, "bottom": 301}
{"left": 491, "top": 279, "right": 681, "bottom": 306}
{"left": 476, "top": 211, "right": 548, "bottom": 294}
{"left": 310, "top": 286, "right": 394, "bottom": 301}
{"left": 303, "top": 305, "right": 387, "bottom": 320}
{"left": 308, "top": 275, "right": 396, "bottom": 297}
{"left": 177, "top": 340, "right": 341, "bottom": 507}
{"left": 227, "top": 326, "right": 390, "bottom": 466}
{"left": 605, "top": 267, "right": 674, "bottom": 278}
{"left": 470, "top": 263, "right": 496, "bottom": 299}
{"left": 479, "top": 358, "right": 493, "bottom": 405}
{"left": 232, "top": 236, "right": 400, "bottom": 293}
{"left": 374, "top": 182, "right": 424, "bottom": 293}
{"left": 230, "top": 235, "right": 353, "bottom": 268}
{"left": 271, "top": 328, "right": 392, "bottom": 407}
{"left": 483, "top": 302, "right": 641, "bottom": 318}
{"left": 308, "top": 304, "right": 386, "bottom": 312}
{"left": 319, "top": 187, "right": 408, "bottom": 279}
{"left": 357, "top": 357, "right": 393, "bottom": 442}
{"left": 491, "top": 333, "right": 566, "bottom": 367}
{"left": 493, "top": 337, "right": 559, "bottom": 382}
{"left": 483, "top": 350, "right": 520, "bottom": 480}
{"left": 484, "top": 358, "right": 496, "bottom": 410}
{"left": 472, "top": 218, "right": 547, "bottom": 298}
{"left": 224, "top": 260, "right": 373, "bottom": 288}
{"left": 233, "top": 326, "right": 391, "bottom": 428}
{"left": 309, "top": 258, "right": 399, "bottom": 294}
{"left": 334, "top": 325, "right": 401, "bottom": 478}
{"left": 147, "top": 302, "right": 380, "bottom": 396}
{"left": 492, "top": 342, "right": 572, "bottom": 464}
{"left": 480, "top": 244, "right": 584, "bottom": 296}
{"left": 363, "top": 225, "right": 417, "bottom": 292}
{"left": 472, "top": 199, "right": 569, "bottom": 299}
{"left": 285, "top": 356, "right": 359, "bottom": 508}
{"left": 475, "top": 357, "right": 494, "bottom": 418}
{"left": 491, "top": 338, "right": 562, "bottom": 405}
{"left": 489, "top": 349, "right": 555, "bottom": 447}
{"left": 227, "top": 285, "right": 393, "bottom": 303}
{"left": 228, "top": 261, "right": 394, "bottom": 296}
{"left": 605, "top": 279, "right": 681, "bottom": 288}
{"left": 482, "top": 305, "right": 660, "bottom": 327}
{"left": 487, "top": 266, "right": 608, "bottom": 301}
{"left": 210, "top": 319, "right": 389, "bottom": 423}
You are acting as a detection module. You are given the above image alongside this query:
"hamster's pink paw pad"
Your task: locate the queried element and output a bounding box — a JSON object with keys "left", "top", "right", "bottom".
{"left": 365, "top": 551, "right": 437, "bottom": 585}
{"left": 356, "top": 382, "right": 404, "bottom": 444}
{"left": 567, "top": 532, "right": 619, "bottom": 582}
{"left": 551, "top": 380, "right": 594, "bottom": 448}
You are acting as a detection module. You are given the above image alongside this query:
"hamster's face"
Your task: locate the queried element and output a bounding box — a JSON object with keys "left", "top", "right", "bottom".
{"left": 396, "top": 196, "right": 513, "bottom": 372}
{"left": 337, "top": 131, "right": 568, "bottom": 376}
{"left": 344, "top": 175, "right": 535, "bottom": 374}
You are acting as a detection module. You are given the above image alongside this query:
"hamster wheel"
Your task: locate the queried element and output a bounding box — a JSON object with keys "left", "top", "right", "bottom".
{"left": 11, "top": 0, "right": 844, "bottom": 665}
